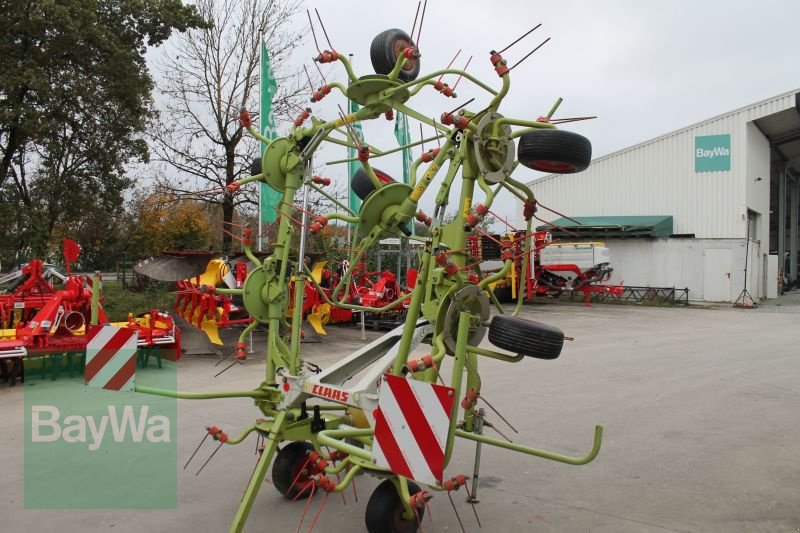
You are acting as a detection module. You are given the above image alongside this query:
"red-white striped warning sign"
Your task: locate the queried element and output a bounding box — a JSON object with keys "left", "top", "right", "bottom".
{"left": 372, "top": 374, "right": 455, "bottom": 486}
{"left": 85, "top": 325, "right": 138, "bottom": 391}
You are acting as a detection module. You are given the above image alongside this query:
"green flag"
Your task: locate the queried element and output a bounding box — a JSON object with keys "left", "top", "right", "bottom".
{"left": 259, "top": 39, "right": 281, "bottom": 234}
{"left": 394, "top": 112, "right": 413, "bottom": 236}
{"left": 394, "top": 112, "right": 412, "bottom": 185}
{"left": 348, "top": 98, "right": 364, "bottom": 214}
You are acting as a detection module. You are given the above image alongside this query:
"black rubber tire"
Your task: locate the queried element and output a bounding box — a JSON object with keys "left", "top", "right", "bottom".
{"left": 250, "top": 157, "right": 262, "bottom": 177}
{"left": 352, "top": 167, "right": 396, "bottom": 201}
{"left": 488, "top": 315, "right": 564, "bottom": 360}
{"left": 365, "top": 479, "right": 424, "bottom": 533}
{"left": 271, "top": 441, "right": 316, "bottom": 500}
{"left": 517, "top": 129, "right": 592, "bottom": 174}
{"left": 370, "top": 29, "right": 420, "bottom": 82}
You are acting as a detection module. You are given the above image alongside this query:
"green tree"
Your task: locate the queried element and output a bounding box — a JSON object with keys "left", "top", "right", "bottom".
{"left": 0, "top": 0, "right": 207, "bottom": 266}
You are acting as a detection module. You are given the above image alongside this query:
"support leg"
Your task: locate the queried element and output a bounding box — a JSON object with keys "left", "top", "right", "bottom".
{"left": 229, "top": 411, "right": 287, "bottom": 533}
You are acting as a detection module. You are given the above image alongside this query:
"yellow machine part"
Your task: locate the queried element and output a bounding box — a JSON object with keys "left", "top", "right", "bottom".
{"left": 195, "top": 258, "right": 230, "bottom": 287}
{"left": 346, "top": 407, "right": 370, "bottom": 429}
{"left": 547, "top": 241, "right": 606, "bottom": 248}
{"left": 306, "top": 303, "right": 330, "bottom": 336}
{"left": 201, "top": 314, "right": 223, "bottom": 346}
{"left": 286, "top": 261, "right": 329, "bottom": 334}
{"left": 310, "top": 261, "right": 326, "bottom": 283}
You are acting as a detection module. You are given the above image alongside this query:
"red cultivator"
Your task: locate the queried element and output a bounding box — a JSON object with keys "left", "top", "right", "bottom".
{"left": 467, "top": 230, "right": 624, "bottom": 305}
{"left": 0, "top": 243, "right": 180, "bottom": 383}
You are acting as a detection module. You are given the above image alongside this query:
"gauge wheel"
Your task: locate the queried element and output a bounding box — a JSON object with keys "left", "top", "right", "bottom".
{"left": 517, "top": 129, "right": 591, "bottom": 174}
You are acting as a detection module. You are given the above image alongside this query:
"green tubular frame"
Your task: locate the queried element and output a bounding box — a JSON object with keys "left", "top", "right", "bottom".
{"left": 133, "top": 44, "right": 603, "bottom": 533}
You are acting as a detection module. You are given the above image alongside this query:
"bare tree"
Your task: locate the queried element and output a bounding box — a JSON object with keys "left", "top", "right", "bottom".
{"left": 151, "top": 0, "right": 306, "bottom": 252}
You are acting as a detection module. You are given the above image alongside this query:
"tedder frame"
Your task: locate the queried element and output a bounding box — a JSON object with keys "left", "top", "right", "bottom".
{"left": 135, "top": 17, "right": 603, "bottom": 533}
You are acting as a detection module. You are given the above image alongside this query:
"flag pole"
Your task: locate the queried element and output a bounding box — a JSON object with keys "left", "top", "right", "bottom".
{"left": 258, "top": 32, "right": 263, "bottom": 251}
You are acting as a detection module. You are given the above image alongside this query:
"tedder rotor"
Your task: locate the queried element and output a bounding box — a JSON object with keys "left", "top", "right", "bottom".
{"left": 135, "top": 12, "right": 603, "bottom": 533}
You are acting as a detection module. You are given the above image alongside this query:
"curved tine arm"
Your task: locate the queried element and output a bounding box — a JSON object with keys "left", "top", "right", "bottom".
{"left": 316, "top": 427, "right": 374, "bottom": 462}
{"left": 389, "top": 69, "right": 498, "bottom": 97}
{"left": 134, "top": 386, "right": 271, "bottom": 400}
{"left": 456, "top": 425, "right": 604, "bottom": 466}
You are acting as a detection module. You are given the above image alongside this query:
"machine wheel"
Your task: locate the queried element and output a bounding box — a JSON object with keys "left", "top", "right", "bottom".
{"left": 365, "top": 479, "right": 424, "bottom": 533}
{"left": 352, "top": 167, "right": 396, "bottom": 201}
{"left": 271, "top": 441, "right": 316, "bottom": 500}
{"left": 370, "top": 28, "right": 420, "bottom": 82}
{"left": 488, "top": 315, "right": 564, "bottom": 360}
{"left": 517, "top": 129, "right": 591, "bottom": 174}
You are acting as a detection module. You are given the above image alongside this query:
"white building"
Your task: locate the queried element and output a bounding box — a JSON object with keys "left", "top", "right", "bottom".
{"left": 523, "top": 89, "right": 800, "bottom": 302}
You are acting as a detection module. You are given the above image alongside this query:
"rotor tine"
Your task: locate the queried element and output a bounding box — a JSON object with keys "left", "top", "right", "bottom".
{"left": 447, "top": 97, "right": 475, "bottom": 117}
{"left": 437, "top": 48, "right": 462, "bottom": 82}
{"left": 195, "top": 441, "right": 224, "bottom": 476}
{"left": 314, "top": 8, "right": 334, "bottom": 50}
{"left": 478, "top": 395, "right": 519, "bottom": 433}
{"left": 214, "top": 358, "right": 242, "bottom": 378}
{"left": 410, "top": 1, "right": 421, "bottom": 40}
{"left": 308, "top": 491, "right": 330, "bottom": 533}
{"left": 508, "top": 37, "right": 551, "bottom": 72}
{"left": 484, "top": 420, "right": 513, "bottom": 443}
{"left": 415, "top": 0, "right": 428, "bottom": 47}
{"left": 241, "top": 444, "right": 266, "bottom": 502}
{"left": 303, "top": 65, "right": 315, "bottom": 93}
{"left": 287, "top": 455, "right": 315, "bottom": 499}
{"left": 305, "top": 10, "right": 321, "bottom": 54}
{"left": 294, "top": 483, "right": 317, "bottom": 533}
{"left": 497, "top": 23, "right": 542, "bottom": 54}
{"left": 214, "top": 346, "right": 235, "bottom": 367}
{"left": 183, "top": 431, "right": 210, "bottom": 470}
{"left": 452, "top": 56, "right": 472, "bottom": 91}
{"left": 463, "top": 483, "right": 482, "bottom": 527}
{"left": 425, "top": 499, "right": 435, "bottom": 533}
{"left": 448, "top": 491, "right": 467, "bottom": 533}
{"left": 313, "top": 59, "right": 327, "bottom": 84}
{"left": 432, "top": 117, "right": 441, "bottom": 147}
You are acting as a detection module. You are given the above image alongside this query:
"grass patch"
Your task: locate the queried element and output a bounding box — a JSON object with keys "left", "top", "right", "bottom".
{"left": 101, "top": 280, "right": 176, "bottom": 322}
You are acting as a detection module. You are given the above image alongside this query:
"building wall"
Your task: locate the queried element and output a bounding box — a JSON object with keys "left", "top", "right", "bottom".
{"left": 527, "top": 115, "right": 746, "bottom": 238}
{"left": 523, "top": 92, "right": 796, "bottom": 238}
{"left": 522, "top": 91, "right": 796, "bottom": 301}
{"left": 745, "top": 122, "right": 771, "bottom": 242}
{"left": 598, "top": 238, "right": 754, "bottom": 302}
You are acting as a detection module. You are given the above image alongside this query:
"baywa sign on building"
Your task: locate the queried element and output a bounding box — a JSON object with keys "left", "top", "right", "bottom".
{"left": 695, "top": 134, "right": 731, "bottom": 172}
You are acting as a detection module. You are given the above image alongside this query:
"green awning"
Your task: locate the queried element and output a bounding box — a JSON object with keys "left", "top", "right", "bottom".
{"left": 536, "top": 215, "right": 674, "bottom": 239}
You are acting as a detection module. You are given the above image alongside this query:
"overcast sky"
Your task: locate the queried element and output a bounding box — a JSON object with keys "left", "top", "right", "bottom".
{"left": 159, "top": 0, "right": 800, "bottom": 228}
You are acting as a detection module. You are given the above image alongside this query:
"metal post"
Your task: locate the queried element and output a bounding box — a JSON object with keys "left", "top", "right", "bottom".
{"left": 790, "top": 176, "right": 799, "bottom": 282}
{"left": 397, "top": 239, "right": 403, "bottom": 284}
{"left": 360, "top": 310, "right": 365, "bottom": 340}
{"left": 406, "top": 239, "right": 412, "bottom": 274}
{"left": 778, "top": 166, "right": 786, "bottom": 284}
{"left": 90, "top": 272, "right": 101, "bottom": 325}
